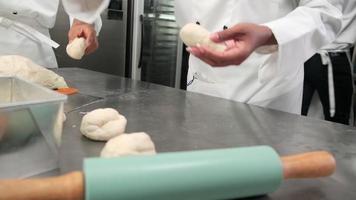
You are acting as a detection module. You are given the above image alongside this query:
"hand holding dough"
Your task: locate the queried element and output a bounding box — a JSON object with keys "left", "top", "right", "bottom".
{"left": 80, "top": 108, "right": 127, "bottom": 141}
{"left": 101, "top": 132, "right": 156, "bottom": 158}
{"left": 66, "top": 37, "right": 86, "bottom": 60}
{"left": 180, "top": 23, "right": 226, "bottom": 52}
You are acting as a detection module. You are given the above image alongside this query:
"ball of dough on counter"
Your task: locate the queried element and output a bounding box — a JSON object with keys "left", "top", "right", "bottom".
{"left": 180, "top": 23, "right": 226, "bottom": 52}
{"left": 101, "top": 132, "right": 156, "bottom": 158}
{"left": 80, "top": 108, "right": 127, "bottom": 141}
{"left": 66, "top": 37, "right": 86, "bottom": 60}
{"left": 0, "top": 55, "right": 68, "bottom": 89}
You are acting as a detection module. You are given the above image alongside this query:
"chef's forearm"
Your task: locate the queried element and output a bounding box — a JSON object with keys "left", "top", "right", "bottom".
{"left": 254, "top": 0, "right": 342, "bottom": 83}
{"left": 260, "top": 25, "right": 278, "bottom": 46}
{"left": 263, "top": 0, "right": 342, "bottom": 60}
{"left": 70, "top": 18, "right": 102, "bottom": 36}
{"left": 62, "top": 0, "right": 108, "bottom": 36}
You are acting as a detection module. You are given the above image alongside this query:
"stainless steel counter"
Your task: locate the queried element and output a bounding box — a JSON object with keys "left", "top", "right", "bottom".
{"left": 57, "top": 68, "right": 356, "bottom": 200}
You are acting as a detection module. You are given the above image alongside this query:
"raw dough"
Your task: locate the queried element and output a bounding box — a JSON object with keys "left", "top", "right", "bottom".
{"left": 0, "top": 55, "right": 68, "bottom": 89}
{"left": 80, "top": 108, "right": 127, "bottom": 141}
{"left": 66, "top": 37, "right": 86, "bottom": 60}
{"left": 100, "top": 132, "right": 156, "bottom": 158}
{"left": 180, "top": 23, "right": 226, "bottom": 52}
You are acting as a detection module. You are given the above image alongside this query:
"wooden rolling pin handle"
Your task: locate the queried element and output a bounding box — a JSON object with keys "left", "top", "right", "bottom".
{"left": 0, "top": 171, "right": 84, "bottom": 200}
{"left": 281, "top": 151, "right": 336, "bottom": 179}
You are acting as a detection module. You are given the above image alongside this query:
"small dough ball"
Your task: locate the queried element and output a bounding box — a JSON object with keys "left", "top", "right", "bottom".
{"left": 80, "top": 108, "right": 127, "bottom": 141}
{"left": 66, "top": 37, "right": 86, "bottom": 60}
{"left": 101, "top": 132, "right": 156, "bottom": 158}
{"left": 180, "top": 23, "right": 226, "bottom": 52}
{"left": 180, "top": 23, "right": 210, "bottom": 47}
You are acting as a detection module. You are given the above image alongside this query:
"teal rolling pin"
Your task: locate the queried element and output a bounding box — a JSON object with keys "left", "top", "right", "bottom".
{"left": 0, "top": 146, "right": 336, "bottom": 200}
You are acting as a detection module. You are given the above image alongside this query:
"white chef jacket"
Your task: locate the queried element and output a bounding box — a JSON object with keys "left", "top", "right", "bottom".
{"left": 0, "top": 0, "right": 109, "bottom": 68}
{"left": 175, "top": 0, "right": 342, "bottom": 114}
{"left": 322, "top": 0, "right": 356, "bottom": 50}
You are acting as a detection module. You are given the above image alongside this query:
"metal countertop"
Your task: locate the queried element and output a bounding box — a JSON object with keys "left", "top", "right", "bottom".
{"left": 57, "top": 68, "right": 356, "bottom": 200}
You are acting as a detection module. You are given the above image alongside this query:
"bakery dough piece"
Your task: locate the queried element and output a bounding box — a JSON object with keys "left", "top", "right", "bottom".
{"left": 101, "top": 132, "right": 156, "bottom": 158}
{"left": 66, "top": 37, "right": 86, "bottom": 60}
{"left": 80, "top": 108, "right": 127, "bottom": 141}
{"left": 180, "top": 23, "right": 226, "bottom": 52}
{"left": 0, "top": 55, "right": 68, "bottom": 89}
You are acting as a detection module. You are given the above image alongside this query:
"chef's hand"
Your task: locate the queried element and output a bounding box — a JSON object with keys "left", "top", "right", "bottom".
{"left": 68, "top": 19, "right": 99, "bottom": 55}
{"left": 187, "top": 23, "right": 277, "bottom": 67}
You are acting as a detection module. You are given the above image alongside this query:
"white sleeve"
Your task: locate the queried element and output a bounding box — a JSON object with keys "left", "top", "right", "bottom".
{"left": 62, "top": 0, "right": 109, "bottom": 25}
{"left": 257, "top": 0, "right": 343, "bottom": 83}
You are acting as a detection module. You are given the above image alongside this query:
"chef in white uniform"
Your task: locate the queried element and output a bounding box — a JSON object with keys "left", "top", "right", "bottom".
{"left": 175, "top": 0, "right": 343, "bottom": 114}
{"left": 0, "top": 0, "right": 109, "bottom": 68}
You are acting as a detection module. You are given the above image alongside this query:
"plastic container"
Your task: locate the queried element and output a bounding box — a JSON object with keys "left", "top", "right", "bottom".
{"left": 0, "top": 76, "right": 67, "bottom": 178}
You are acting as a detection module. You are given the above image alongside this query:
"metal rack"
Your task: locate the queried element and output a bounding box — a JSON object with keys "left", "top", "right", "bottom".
{"left": 353, "top": 49, "right": 356, "bottom": 126}
{"left": 139, "top": 0, "right": 180, "bottom": 87}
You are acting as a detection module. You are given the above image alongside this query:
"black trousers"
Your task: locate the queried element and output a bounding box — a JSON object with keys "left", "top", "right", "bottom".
{"left": 302, "top": 52, "right": 354, "bottom": 125}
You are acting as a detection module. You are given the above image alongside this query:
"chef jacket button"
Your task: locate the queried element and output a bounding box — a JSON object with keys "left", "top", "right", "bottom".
{"left": 196, "top": 21, "right": 200, "bottom": 25}
{"left": 12, "top": 11, "right": 18, "bottom": 15}
{"left": 223, "top": 25, "right": 228, "bottom": 30}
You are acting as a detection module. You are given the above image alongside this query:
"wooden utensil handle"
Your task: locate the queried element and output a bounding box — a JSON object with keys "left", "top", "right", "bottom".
{"left": 281, "top": 151, "right": 336, "bottom": 179}
{"left": 0, "top": 171, "right": 84, "bottom": 200}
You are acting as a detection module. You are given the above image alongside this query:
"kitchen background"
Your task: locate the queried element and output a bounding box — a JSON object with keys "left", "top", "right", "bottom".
{"left": 51, "top": 0, "right": 188, "bottom": 89}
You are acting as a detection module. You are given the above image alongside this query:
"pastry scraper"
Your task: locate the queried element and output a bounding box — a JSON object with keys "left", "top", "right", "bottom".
{"left": 0, "top": 146, "right": 336, "bottom": 200}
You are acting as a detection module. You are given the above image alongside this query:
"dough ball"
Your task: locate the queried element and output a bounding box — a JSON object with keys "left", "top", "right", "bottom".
{"left": 180, "top": 23, "right": 226, "bottom": 52}
{"left": 80, "top": 108, "right": 127, "bottom": 141}
{"left": 0, "top": 55, "right": 68, "bottom": 89}
{"left": 180, "top": 23, "right": 210, "bottom": 47}
{"left": 101, "top": 132, "right": 156, "bottom": 158}
{"left": 66, "top": 37, "right": 86, "bottom": 60}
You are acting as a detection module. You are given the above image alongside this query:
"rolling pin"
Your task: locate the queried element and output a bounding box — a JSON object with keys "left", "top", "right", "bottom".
{"left": 0, "top": 146, "right": 335, "bottom": 200}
